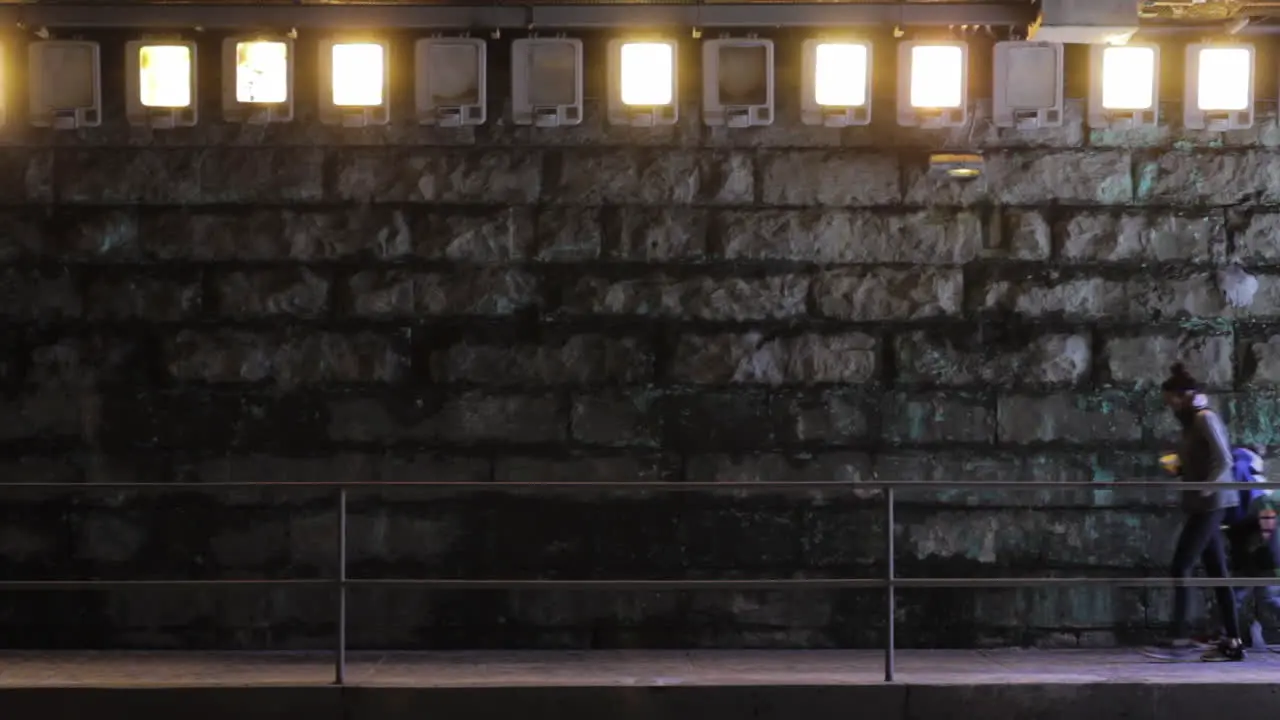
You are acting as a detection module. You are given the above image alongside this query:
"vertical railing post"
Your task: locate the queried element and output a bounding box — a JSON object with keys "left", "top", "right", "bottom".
{"left": 885, "top": 485, "right": 895, "bottom": 683}
{"left": 335, "top": 487, "right": 348, "bottom": 686}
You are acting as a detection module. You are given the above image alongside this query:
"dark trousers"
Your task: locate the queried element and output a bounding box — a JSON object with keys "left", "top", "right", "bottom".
{"left": 1226, "top": 520, "right": 1280, "bottom": 618}
{"left": 1171, "top": 509, "right": 1241, "bottom": 639}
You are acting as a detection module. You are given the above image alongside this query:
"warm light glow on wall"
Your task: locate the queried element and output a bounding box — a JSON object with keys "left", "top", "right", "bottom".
{"left": 619, "top": 42, "right": 674, "bottom": 106}
{"left": 1196, "top": 47, "right": 1251, "bottom": 111}
{"left": 332, "top": 43, "right": 385, "bottom": 106}
{"left": 909, "top": 44, "right": 963, "bottom": 108}
{"left": 813, "top": 43, "right": 868, "bottom": 107}
{"left": 138, "top": 44, "right": 192, "bottom": 108}
{"left": 1100, "top": 46, "right": 1155, "bottom": 110}
{"left": 235, "top": 41, "right": 288, "bottom": 104}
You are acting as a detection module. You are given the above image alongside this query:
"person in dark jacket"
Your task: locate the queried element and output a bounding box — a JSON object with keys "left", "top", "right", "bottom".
{"left": 1142, "top": 364, "right": 1245, "bottom": 662}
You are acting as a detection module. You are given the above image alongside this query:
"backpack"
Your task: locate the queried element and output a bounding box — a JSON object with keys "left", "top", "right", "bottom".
{"left": 1225, "top": 447, "right": 1267, "bottom": 526}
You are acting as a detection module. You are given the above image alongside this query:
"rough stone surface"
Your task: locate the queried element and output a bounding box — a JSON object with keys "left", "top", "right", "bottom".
{"left": 4, "top": 31, "right": 1274, "bottom": 652}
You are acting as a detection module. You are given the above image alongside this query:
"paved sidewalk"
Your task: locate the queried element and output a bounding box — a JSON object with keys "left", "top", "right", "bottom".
{"left": 2, "top": 648, "right": 1279, "bottom": 687}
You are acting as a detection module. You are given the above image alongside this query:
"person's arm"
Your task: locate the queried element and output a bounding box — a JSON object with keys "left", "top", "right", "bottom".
{"left": 1195, "top": 410, "right": 1234, "bottom": 484}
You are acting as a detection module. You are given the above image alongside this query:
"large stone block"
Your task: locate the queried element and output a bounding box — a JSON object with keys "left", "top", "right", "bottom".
{"left": 894, "top": 331, "right": 1091, "bottom": 387}
{"left": 1000, "top": 209, "right": 1051, "bottom": 261}
{"left": 432, "top": 336, "right": 653, "bottom": 385}
{"left": 685, "top": 452, "right": 874, "bottom": 489}
{"left": 997, "top": 393, "right": 1144, "bottom": 445}
{"left": 905, "top": 150, "right": 1132, "bottom": 206}
{"left": 332, "top": 149, "right": 542, "bottom": 203}
{"left": 1101, "top": 333, "right": 1233, "bottom": 389}
{"left": 758, "top": 151, "right": 900, "bottom": 206}
{"left": 770, "top": 389, "right": 877, "bottom": 446}
{"left": 570, "top": 390, "right": 662, "bottom": 447}
{"left": 493, "top": 455, "right": 670, "bottom": 483}
{"left": 328, "top": 392, "right": 566, "bottom": 445}
{"left": 347, "top": 269, "right": 541, "bottom": 317}
{"left": 565, "top": 275, "right": 808, "bottom": 321}
{"left": 601, "top": 207, "right": 709, "bottom": 262}
{"left": 897, "top": 508, "right": 1166, "bottom": 569}
{"left": 670, "top": 332, "right": 878, "bottom": 385}
{"left": 813, "top": 268, "right": 963, "bottom": 320}
{"left": 0, "top": 389, "right": 87, "bottom": 440}
{"left": 715, "top": 210, "right": 982, "bottom": 264}
{"left": 533, "top": 207, "right": 602, "bottom": 261}
{"left": 1136, "top": 150, "right": 1280, "bottom": 204}
{"left": 550, "top": 149, "right": 753, "bottom": 205}
{"left": 882, "top": 392, "right": 996, "bottom": 445}
{"left": 166, "top": 330, "right": 409, "bottom": 386}
{"left": 976, "top": 273, "right": 1224, "bottom": 321}
{"left": 0, "top": 148, "right": 52, "bottom": 202}
{"left": 660, "top": 391, "right": 776, "bottom": 452}
{"left": 1059, "top": 210, "right": 1226, "bottom": 263}
{"left": 215, "top": 269, "right": 330, "bottom": 318}
{"left": 0, "top": 268, "right": 81, "bottom": 319}
{"left": 84, "top": 274, "right": 202, "bottom": 321}
{"left": 1233, "top": 211, "right": 1280, "bottom": 263}
{"left": 46, "top": 209, "right": 140, "bottom": 261}
{"left": 429, "top": 207, "right": 537, "bottom": 262}
{"left": 1244, "top": 335, "right": 1280, "bottom": 386}
{"left": 57, "top": 149, "right": 324, "bottom": 203}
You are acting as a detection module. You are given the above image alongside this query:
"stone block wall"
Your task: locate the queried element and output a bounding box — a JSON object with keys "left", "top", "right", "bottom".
{"left": 1, "top": 31, "right": 1278, "bottom": 650}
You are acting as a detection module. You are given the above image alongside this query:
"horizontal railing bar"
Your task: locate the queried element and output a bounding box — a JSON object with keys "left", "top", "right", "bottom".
{"left": 0, "top": 2, "right": 1036, "bottom": 29}
{"left": 1, "top": 480, "right": 1278, "bottom": 490}
{"left": 3, "top": 577, "right": 1279, "bottom": 590}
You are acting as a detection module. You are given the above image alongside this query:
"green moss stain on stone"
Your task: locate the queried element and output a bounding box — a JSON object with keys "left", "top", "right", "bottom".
{"left": 1135, "top": 159, "right": 1159, "bottom": 201}
{"left": 1090, "top": 459, "right": 1115, "bottom": 507}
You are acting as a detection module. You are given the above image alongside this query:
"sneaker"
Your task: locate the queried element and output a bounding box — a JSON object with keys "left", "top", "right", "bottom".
{"left": 1141, "top": 639, "right": 1200, "bottom": 661}
{"left": 1201, "top": 638, "right": 1246, "bottom": 662}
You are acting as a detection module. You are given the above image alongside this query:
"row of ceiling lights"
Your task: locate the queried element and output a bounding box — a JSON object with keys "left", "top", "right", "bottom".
{"left": 0, "top": 33, "right": 1257, "bottom": 133}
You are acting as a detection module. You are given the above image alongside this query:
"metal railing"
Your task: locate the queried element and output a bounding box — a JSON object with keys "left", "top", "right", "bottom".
{"left": 2, "top": 477, "right": 1278, "bottom": 684}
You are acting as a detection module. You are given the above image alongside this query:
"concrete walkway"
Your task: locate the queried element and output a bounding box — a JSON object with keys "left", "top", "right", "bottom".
{"left": 2, "top": 648, "right": 1279, "bottom": 687}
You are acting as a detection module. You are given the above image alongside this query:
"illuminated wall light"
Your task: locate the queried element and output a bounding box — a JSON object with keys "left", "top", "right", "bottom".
{"left": 125, "top": 40, "right": 198, "bottom": 128}
{"left": 318, "top": 39, "right": 391, "bottom": 127}
{"left": 511, "top": 37, "right": 584, "bottom": 127}
{"left": 415, "top": 37, "right": 487, "bottom": 127}
{"left": 607, "top": 38, "right": 678, "bottom": 127}
{"left": 896, "top": 41, "right": 967, "bottom": 128}
{"left": 222, "top": 37, "right": 294, "bottom": 124}
{"left": 1184, "top": 43, "right": 1254, "bottom": 131}
{"left": 702, "top": 38, "right": 774, "bottom": 127}
{"left": 992, "top": 40, "right": 1064, "bottom": 129}
{"left": 800, "top": 39, "right": 872, "bottom": 127}
{"left": 29, "top": 41, "right": 102, "bottom": 129}
{"left": 1087, "top": 43, "right": 1159, "bottom": 129}
{"left": 0, "top": 43, "right": 5, "bottom": 128}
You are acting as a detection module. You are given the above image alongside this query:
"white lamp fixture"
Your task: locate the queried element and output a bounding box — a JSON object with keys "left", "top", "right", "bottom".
{"left": 222, "top": 36, "right": 294, "bottom": 124}
{"left": 1184, "top": 43, "right": 1254, "bottom": 131}
{"left": 702, "top": 37, "right": 774, "bottom": 127}
{"left": 318, "top": 38, "right": 391, "bottom": 126}
{"left": 896, "top": 41, "right": 968, "bottom": 128}
{"left": 415, "top": 37, "right": 487, "bottom": 127}
{"left": 800, "top": 39, "right": 872, "bottom": 127}
{"left": 992, "top": 40, "right": 1064, "bottom": 129}
{"left": 29, "top": 40, "right": 102, "bottom": 129}
{"left": 607, "top": 38, "right": 678, "bottom": 127}
{"left": 125, "top": 40, "right": 197, "bottom": 128}
{"left": 1087, "top": 43, "right": 1159, "bottom": 129}
{"left": 511, "top": 37, "right": 583, "bottom": 127}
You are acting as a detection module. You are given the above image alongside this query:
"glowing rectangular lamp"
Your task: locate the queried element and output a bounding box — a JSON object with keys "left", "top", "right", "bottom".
{"left": 222, "top": 37, "right": 293, "bottom": 123}
{"left": 702, "top": 38, "right": 774, "bottom": 127}
{"left": 607, "top": 38, "right": 678, "bottom": 126}
{"left": 801, "top": 39, "right": 871, "bottom": 127}
{"left": 29, "top": 40, "right": 102, "bottom": 128}
{"left": 0, "top": 43, "right": 5, "bottom": 128}
{"left": 125, "top": 40, "right": 197, "bottom": 128}
{"left": 992, "top": 41, "right": 1064, "bottom": 129}
{"left": 318, "top": 39, "right": 390, "bottom": 126}
{"left": 511, "top": 38, "right": 584, "bottom": 127}
{"left": 896, "top": 41, "right": 967, "bottom": 128}
{"left": 1184, "top": 43, "right": 1253, "bottom": 131}
{"left": 415, "top": 37, "right": 486, "bottom": 127}
{"left": 1087, "top": 43, "right": 1159, "bottom": 129}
